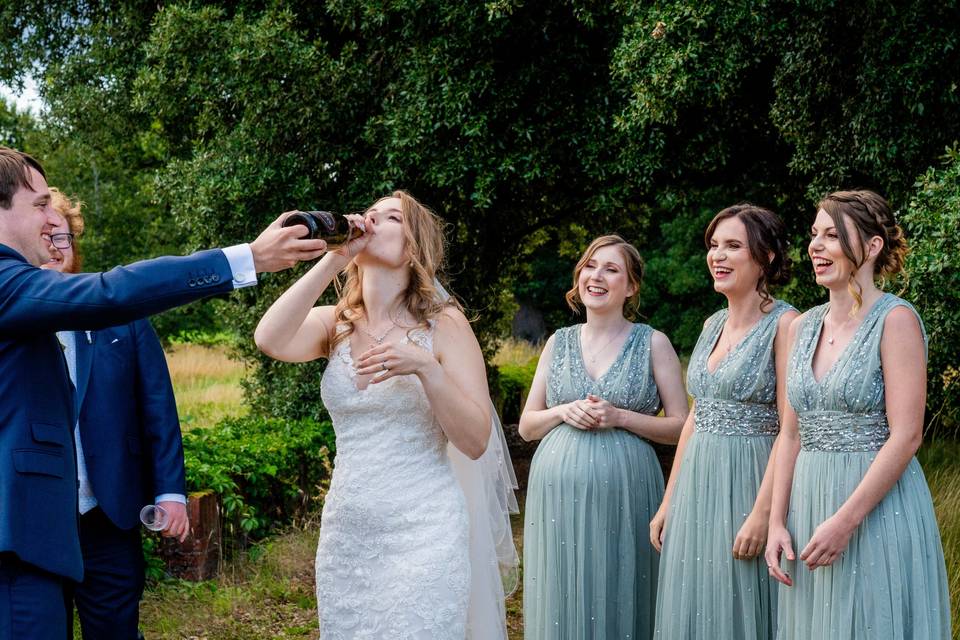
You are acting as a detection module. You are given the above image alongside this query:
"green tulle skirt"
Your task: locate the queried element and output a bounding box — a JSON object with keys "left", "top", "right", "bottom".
{"left": 523, "top": 425, "right": 663, "bottom": 639}
{"left": 655, "top": 431, "right": 778, "bottom": 639}
{"left": 777, "top": 452, "right": 950, "bottom": 639}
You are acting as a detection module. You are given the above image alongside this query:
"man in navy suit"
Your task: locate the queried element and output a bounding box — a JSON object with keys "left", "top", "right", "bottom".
{"left": 0, "top": 146, "right": 326, "bottom": 639}
{"left": 42, "top": 189, "right": 189, "bottom": 639}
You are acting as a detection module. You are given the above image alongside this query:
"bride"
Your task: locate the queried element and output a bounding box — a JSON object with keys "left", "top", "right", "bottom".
{"left": 255, "top": 191, "right": 517, "bottom": 639}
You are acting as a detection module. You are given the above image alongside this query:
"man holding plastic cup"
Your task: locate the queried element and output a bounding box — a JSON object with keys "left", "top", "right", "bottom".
{"left": 0, "top": 146, "right": 326, "bottom": 639}
{"left": 41, "top": 188, "right": 188, "bottom": 638}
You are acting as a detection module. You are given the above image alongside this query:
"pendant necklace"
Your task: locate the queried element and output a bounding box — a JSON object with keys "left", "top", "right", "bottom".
{"left": 584, "top": 323, "right": 629, "bottom": 364}
{"left": 364, "top": 309, "right": 402, "bottom": 345}
{"left": 824, "top": 312, "right": 853, "bottom": 346}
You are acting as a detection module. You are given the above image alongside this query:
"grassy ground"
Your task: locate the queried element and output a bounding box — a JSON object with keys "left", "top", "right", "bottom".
{"left": 139, "top": 342, "right": 958, "bottom": 639}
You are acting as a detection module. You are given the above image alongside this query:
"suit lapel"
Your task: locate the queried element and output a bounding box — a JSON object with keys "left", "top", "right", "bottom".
{"left": 74, "top": 330, "right": 95, "bottom": 412}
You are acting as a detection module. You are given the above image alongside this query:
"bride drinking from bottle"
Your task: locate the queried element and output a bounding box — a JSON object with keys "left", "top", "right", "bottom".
{"left": 255, "top": 191, "right": 517, "bottom": 639}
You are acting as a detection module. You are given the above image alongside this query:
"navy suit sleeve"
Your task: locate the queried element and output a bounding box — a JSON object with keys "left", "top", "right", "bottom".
{"left": 0, "top": 248, "right": 233, "bottom": 336}
{"left": 133, "top": 319, "right": 187, "bottom": 498}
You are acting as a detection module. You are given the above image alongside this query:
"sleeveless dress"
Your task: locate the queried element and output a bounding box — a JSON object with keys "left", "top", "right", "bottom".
{"left": 523, "top": 323, "right": 664, "bottom": 639}
{"left": 316, "top": 323, "right": 471, "bottom": 639}
{"left": 655, "top": 299, "right": 794, "bottom": 639}
{"left": 778, "top": 293, "right": 950, "bottom": 639}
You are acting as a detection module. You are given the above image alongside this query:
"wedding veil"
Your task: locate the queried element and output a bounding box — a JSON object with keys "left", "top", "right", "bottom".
{"left": 435, "top": 279, "right": 520, "bottom": 640}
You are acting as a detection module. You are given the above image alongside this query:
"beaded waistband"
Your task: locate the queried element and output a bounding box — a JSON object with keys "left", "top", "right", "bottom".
{"left": 694, "top": 397, "right": 779, "bottom": 437}
{"left": 798, "top": 410, "right": 889, "bottom": 452}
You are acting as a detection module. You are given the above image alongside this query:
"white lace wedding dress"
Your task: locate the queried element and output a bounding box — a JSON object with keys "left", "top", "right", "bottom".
{"left": 316, "top": 324, "right": 471, "bottom": 638}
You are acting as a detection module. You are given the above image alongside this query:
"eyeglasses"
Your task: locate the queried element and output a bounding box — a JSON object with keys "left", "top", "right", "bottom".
{"left": 47, "top": 233, "right": 75, "bottom": 249}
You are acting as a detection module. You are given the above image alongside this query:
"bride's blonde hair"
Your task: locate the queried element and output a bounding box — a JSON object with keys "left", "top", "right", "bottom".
{"left": 329, "top": 190, "right": 461, "bottom": 351}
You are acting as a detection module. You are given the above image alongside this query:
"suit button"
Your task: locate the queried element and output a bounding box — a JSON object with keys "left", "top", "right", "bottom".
{"left": 235, "top": 272, "right": 246, "bottom": 283}
{"left": 212, "top": 274, "right": 220, "bottom": 283}
{"left": 188, "top": 279, "right": 196, "bottom": 287}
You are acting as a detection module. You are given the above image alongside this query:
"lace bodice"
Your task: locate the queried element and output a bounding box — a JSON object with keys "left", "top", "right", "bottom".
{"left": 315, "top": 322, "right": 471, "bottom": 639}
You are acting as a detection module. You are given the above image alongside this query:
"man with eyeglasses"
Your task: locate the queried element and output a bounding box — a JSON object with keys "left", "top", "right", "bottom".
{"left": 0, "top": 146, "right": 327, "bottom": 639}
{"left": 39, "top": 188, "right": 191, "bottom": 640}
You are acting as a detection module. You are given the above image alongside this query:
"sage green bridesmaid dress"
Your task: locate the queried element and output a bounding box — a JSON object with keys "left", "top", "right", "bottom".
{"left": 524, "top": 323, "right": 664, "bottom": 640}
{"left": 654, "top": 299, "right": 793, "bottom": 639}
{"left": 778, "top": 293, "right": 950, "bottom": 639}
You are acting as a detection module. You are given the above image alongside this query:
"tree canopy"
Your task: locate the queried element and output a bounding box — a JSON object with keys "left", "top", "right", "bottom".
{"left": 2, "top": 1, "right": 957, "bottom": 427}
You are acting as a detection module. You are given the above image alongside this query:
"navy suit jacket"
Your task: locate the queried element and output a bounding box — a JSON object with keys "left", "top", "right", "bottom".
{"left": 0, "top": 243, "right": 232, "bottom": 581}
{"left": 74, "top": 319, "right": 186, "bottom": 531}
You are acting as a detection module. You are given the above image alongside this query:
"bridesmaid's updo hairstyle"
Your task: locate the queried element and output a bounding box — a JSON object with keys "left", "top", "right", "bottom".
{"left": 704, "top": 204, "right": 790, "bottom": 312}
{"left": 817, "top": 190, "right": 908, "bottom": 313}
{"left": 565, "top": 235, "right": 644, "bottom": 320}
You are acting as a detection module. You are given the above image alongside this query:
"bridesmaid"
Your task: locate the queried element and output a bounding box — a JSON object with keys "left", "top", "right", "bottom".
{"left": 652, "top": 204, "right": 797, "bottom": 638}
{"left": 765, "top": 190, "right": 951, "bottom": 638}
{"left": 519, "top": 234, "right": 689, "bottom": 640}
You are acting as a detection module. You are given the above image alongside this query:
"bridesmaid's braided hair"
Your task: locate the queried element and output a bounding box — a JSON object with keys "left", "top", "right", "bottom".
{"left": 817, "top": 190, "right": 908, "bottom": 315}
{"left": 704, "top": 204, "right": 790, "bottom": 312}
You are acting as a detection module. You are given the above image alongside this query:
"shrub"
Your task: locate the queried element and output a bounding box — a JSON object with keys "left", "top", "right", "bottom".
{"left": 182, "top": 415, "right": 336, "bottom": 544}
{"left": 901, "top": 152, "right": 960, "bottom": 436}
{"left": 493, "top": 359, "right": 539, "bottom": 425}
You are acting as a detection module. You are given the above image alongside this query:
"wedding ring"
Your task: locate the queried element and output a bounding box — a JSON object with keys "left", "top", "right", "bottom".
{"left": 381, "top": 362, "right": 388, "bottom": 371}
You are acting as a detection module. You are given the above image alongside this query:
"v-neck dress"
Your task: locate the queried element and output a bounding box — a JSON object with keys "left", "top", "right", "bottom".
{"left": 654, "top": 299, "right": 794, "bottom": 639}
{"left": 777, "top": 293, "right": 950, "bottom": 639}
{"left": 523, "top": 323, "right": 663, "bottom": 639}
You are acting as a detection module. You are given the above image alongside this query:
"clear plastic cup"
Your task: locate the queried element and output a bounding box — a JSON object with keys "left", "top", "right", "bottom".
{"left": 139, "top": 504, "right": 169, "bottom": 532}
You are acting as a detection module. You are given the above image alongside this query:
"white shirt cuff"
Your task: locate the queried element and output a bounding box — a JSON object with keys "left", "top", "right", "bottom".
{"left": 222, "top": 243, "right": 258, "bottom": 289}
{"left": 155, "top": 493, "right": 187, "bottom": 505}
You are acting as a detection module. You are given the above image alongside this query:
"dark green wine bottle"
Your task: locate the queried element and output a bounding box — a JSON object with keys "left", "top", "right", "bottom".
{"left": 281, "top": 211, "right": 362, "bottom": 249}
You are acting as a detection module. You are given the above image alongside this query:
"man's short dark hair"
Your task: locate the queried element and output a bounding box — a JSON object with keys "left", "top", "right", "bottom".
{"left": 0, "top": 146, "right": 46, "bottom": 209}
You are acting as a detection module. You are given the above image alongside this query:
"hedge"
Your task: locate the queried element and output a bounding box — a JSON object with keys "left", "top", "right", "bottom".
{"left": 182, "top": 415, "right": 336, "bottom": 544}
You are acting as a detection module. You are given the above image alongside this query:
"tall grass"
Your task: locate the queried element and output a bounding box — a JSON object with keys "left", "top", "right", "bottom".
{"left": 492, "top": 337, "right": 543, "bottom": 368}
{"left": 166, "top": 343, "right": 248, "bottom": 430}
{"left": 920, "top": 440, "right": 960, "bottom": 638}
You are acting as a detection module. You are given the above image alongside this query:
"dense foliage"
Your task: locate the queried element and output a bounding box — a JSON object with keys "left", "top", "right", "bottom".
{"left": 901, "top": 153, "right": 960, "bottom": 436}
{"left": 182, "top": 416, "right": 336, "bottom": 542}
{"left": 2, "top": 1, "right": 959, "bottom": 428}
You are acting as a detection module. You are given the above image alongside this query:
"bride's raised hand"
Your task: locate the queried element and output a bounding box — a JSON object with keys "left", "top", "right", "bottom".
{"left": 333, "top": 213, "right": 373, "bottom": 259}
{"left": 355, "top": 340, "right": 438, "bottom": 383}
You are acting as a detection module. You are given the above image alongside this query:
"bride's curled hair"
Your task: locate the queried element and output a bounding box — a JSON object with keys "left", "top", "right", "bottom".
{"left": 330, "top": 190, "right": 461, "bottom": 351}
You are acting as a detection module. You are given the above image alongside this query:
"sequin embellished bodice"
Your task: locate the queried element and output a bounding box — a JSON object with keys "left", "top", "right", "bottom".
{"left": 787, "top": 294, "right": 926, "bottom": 452}
{"left": 546, "top": 323, "right": 661, "bottom": 415}
{"left": 313, "top": 322, "right": 470, "bottom": 638}
{"left": 687, "top": 300, "right": 793, "bottom": 436}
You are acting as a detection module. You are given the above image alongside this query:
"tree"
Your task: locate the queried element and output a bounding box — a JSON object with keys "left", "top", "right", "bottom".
{"left": 3, "top": 1, "right": 959, "bottom": 426}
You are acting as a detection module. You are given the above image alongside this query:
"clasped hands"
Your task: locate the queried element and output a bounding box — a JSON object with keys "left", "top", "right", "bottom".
{"left": 764, "top": 513, "right": 856, "bottom": 586}
{"left": 561, "top": 394, "right": 621, "bottom": 430}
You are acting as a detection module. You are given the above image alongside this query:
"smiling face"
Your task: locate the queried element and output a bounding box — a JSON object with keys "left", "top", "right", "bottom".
{"left": 0, "top": 167, "right": 62, "bottom": 266}
{"left": 355, "top": 196, "right": 407, "bottom": 268}
{"left": 40, "top": 214, "right": 74, "bottom": 273}
{"left": 576, "top": 244, "right": 637, "bottom": 314}
{"left": 808, "top": 208, "right": 866, "bottom": 290}
{"left": 706, "top": 215, "right": 764, "bottom": 298}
